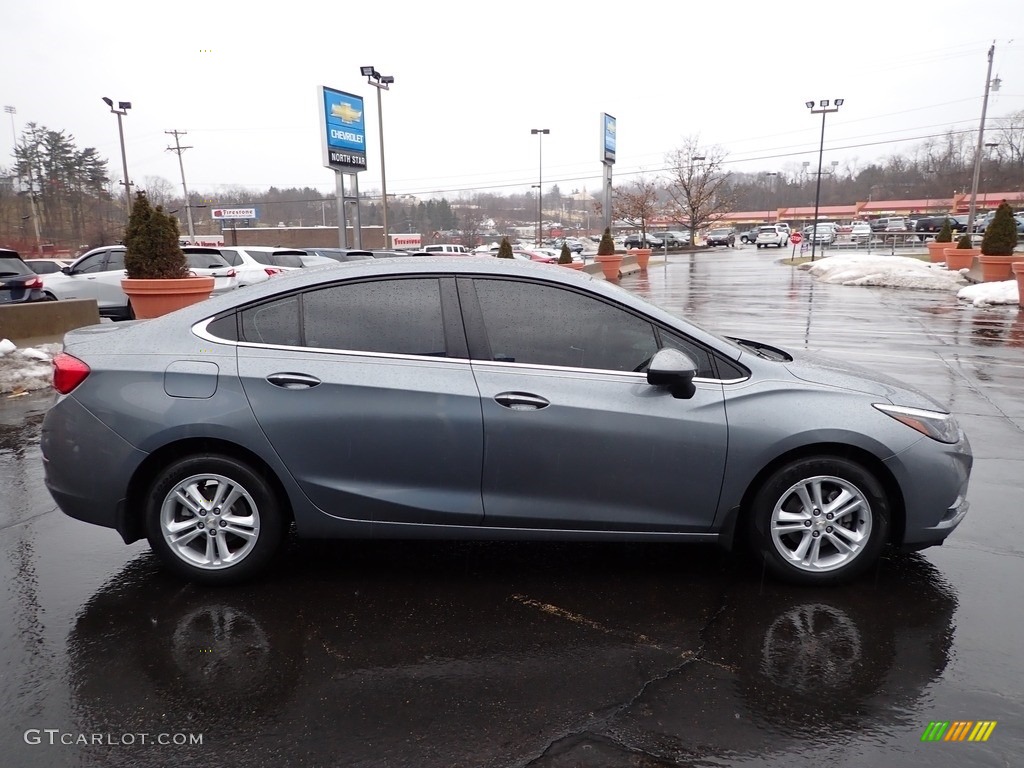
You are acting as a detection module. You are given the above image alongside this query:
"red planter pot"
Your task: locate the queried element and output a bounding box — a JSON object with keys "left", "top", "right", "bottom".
{"left": 978, "top": 254, "right": 1024, "bottom": 282}
{"left": 629, "top": 248, "right": 653, "bottom": 271}
{"left": 594, "top": 254, "right": 623, "bottom": 281}
{"left": 1013, "top": 261, "right": 1024, "bottom": 307}
{"left": 944, "top": 247, "right": 979, "bottom": 271}
{"left": 121, "top": 277, "right": 216, "bottom": 319}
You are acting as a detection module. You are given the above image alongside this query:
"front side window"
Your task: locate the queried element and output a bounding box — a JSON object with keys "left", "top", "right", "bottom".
{"left": 105, "top": 250, "right": 125, "bottom": 271}
{"left": 472, "top": 279, "right": 658, "bottom": 372}
{"left": 74, "top": 252, "right": 108, "bottom": 274}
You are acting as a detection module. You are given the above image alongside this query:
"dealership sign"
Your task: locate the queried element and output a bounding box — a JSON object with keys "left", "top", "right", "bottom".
{"left": 211, "top": 207, "right": 258, "bottom": 220}
{"left": 319, "top": 85, "right": 367, "bottom": 172}
{"left": 601, "top": 113, "right": 616, "bottom": 165}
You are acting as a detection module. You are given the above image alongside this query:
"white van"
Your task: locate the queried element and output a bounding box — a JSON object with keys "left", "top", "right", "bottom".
{"left": 423, "top": 244, "right": 472, "bottom": 256}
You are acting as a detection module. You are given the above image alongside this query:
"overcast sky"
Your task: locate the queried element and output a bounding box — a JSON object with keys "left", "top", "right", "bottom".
{"left": 5, "top": 0, "right": 1024, "bottom": 204}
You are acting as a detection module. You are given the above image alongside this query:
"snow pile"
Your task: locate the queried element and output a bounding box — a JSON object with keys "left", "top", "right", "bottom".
{"left": 957, "top": 280, "right": 1020, "bottom": 307}
{"left": 0, "top": 339, "right": 60, "bottom": 395}
{"left": 801, "top": 253, "right": 969, "bottom": 291}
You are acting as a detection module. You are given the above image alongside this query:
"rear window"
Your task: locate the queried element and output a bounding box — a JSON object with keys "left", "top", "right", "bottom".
{"left": 0, "top": 257, "right": 31, "bottom": 276}
{"left": 185, "top": 252, "right": 231, "bottom": 269}
{"left": 758, "top": 226, "right": 777, "bottom": 233}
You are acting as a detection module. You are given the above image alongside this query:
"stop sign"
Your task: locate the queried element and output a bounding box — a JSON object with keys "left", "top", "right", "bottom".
{"left": 790, "top": 232, "right": 803, "bottom": 244}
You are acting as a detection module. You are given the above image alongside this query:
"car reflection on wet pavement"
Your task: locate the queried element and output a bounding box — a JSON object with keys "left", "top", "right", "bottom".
{"left": 2, "top": 248, "right": 1022, "bottom": 767}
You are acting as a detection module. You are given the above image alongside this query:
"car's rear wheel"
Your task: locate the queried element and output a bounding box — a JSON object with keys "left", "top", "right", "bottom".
{"left": 749, "top": 457, "right": 889, "bottom": 585}
{"left": 145, "top": 455, "right": 287, "bottom": 585}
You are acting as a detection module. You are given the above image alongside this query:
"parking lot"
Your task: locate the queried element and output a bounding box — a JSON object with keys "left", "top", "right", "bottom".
{"left": 1, "top": 247, "right": 1022, "bottom": 767}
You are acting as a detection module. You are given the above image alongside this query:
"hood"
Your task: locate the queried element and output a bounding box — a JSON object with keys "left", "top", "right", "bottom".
{"left": 784, "top": 352, "right": 947, "bottom": 410}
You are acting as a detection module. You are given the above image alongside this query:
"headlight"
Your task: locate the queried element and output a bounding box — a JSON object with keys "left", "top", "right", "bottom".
{"left": 873, "top": 404, "right": 961, "bottom": 444}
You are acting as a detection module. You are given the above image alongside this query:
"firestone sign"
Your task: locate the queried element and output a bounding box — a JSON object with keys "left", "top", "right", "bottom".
{"left": 211, "top": 207, "right": 258, "bottom": 220}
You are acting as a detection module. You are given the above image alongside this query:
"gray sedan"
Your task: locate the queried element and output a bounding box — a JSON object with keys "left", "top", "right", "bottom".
{"left": 41, "top": 258, "right": 972, "bottom": 586}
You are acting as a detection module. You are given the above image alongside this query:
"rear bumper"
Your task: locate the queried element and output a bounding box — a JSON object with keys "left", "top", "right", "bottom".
{"left": 41, "top": 395, "right": 147, "bottom": 540}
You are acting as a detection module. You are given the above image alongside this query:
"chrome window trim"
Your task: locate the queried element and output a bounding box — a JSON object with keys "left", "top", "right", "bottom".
{"left": 194, "top": 318, "right": 747, "bottom": 382}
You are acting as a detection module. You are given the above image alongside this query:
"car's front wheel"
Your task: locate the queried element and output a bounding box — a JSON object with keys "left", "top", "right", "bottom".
{"left": 145, "top": 455, "right": 287, "bottom": 584}
{"left": 749, "top": 457, "right": 889, "bottom": 585}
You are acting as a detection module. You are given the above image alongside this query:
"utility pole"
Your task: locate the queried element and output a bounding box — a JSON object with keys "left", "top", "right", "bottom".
{"left": 966, "top": 43, "right": 997, "bottom": 234}
{"left": 166, "top": 129, "right": 195, "bottom": 240}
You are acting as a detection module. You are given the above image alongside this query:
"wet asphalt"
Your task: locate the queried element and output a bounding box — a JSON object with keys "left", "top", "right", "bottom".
{"left": 1, "top": 246, "right": 1022, "bottom": 768}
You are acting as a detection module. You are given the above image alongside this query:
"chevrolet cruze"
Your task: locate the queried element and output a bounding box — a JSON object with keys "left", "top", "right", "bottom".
{"left": 41, "top": 258, "right": 972, "bottom": 585}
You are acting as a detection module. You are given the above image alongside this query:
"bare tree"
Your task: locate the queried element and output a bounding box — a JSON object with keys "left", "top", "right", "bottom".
{"left": 143, "top": 175, "right": 176, "bottom": 207}
{"left": 612, "top": 176, "right": 660, "bottom": 246}
{"left": 663, "top": 137, "right": 733, "bottom": 246}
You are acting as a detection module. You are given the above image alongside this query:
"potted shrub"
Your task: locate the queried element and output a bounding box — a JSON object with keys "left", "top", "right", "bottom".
{"left": 927, "top": 217, "right": 953, "bottom": 262}
{"left": 496, "top": 237, "right": 514, "bottom": 258}
{"left": 978, "top": 201, "right": 1023, "bottom": 281}
{"left": 121, "top": 192, "right": 214, "bottom": 318}
{"left": 593, "top": 227, "right": 623, "bottom": 281}
{"left": 558, "top": 242, "right": 583, "bottom": 270}
{"left": 944, "top": 233, "right": 979, "bottom": 272}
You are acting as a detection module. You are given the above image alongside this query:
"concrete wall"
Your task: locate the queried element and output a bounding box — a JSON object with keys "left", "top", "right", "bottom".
{"left": 0, "top": 299, "right": 101, "bottom": 344}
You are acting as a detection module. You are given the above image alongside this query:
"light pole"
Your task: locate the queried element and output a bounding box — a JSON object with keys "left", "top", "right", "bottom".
{"left": 361, "top": 66, "right": 394, "bottom": 248}
{"left": 764, "top": 171, "right": 778, "bottom": 221}
{"left": 102, "top": 97, "right": 132, "bottom": 221}
{"left": 805, "top": 98, "right": 843, "bottom": 261}
{"left": 531, "top": 128, "right": 549, "bottom": 246}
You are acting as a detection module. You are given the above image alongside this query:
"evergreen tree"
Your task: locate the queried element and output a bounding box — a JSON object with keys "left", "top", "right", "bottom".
{"left": 980, "top": 201, "right": 1018, "bottom": 256}
{"left": 123, "top": 192, "right": 189, "bottom": 279}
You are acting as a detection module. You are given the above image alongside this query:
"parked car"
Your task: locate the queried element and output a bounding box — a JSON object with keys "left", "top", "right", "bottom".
{"left": 705, "top": 228, "right": 736, "bottom": 247}
{"left": 42, "top": 245, "right": 237, "bottom": 320}
{"left": 803, "top": 223, "right": 839, "bottom": 245}
{"left": 912, "top": 215, "right": 965, "bottom": 234}
{"left": 41, "top": 258, "right": 973, "bottom": 587}
{"left": 883, "top": 218, "right": 909, "bottom": 233}
{"left": 0, "top": 248, "right": 49, "bottom": 305}
{"left": 299, "top": 247, "right": 375, "bottom": 262}
{"left": 215, "top": 246, "right": 308, "bottom": 286}
{"left": 739, "top": 227, "right": 761, "bottom": 244}
{"left": 23, "top": 257, "right": 71, "bottom": 275}
{"left": 755, "top": 225, "right": 789, "bottom": 249}
{"left": 623, "top": 233, "right": 663, "bottom": 249}
{"left": 850, "top": 222, "right": 873, "bottom": 242}
{"left": 652, "top": 231, "right": 688, "bottom": 248}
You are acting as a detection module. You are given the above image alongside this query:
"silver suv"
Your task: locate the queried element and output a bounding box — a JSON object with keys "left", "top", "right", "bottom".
{"left": 755, "top": 225, "right": 789, "bottom": 249}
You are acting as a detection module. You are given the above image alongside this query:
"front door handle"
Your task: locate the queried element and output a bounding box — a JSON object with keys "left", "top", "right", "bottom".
{"left": 494, "top": 391, "right": 550, "bottom": 411}
{"left": 267, "top": 372, "right": 322, "bottom": 390}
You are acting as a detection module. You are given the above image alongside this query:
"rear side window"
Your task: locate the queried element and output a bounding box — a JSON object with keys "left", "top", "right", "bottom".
{"left": 218, "top": 250, "right": 243, "bottom": 267}
{"left": 303, "top": 278, "right": 446, "bottom": 356}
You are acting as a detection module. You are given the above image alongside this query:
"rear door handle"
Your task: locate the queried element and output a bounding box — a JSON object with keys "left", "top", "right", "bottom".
{"left": 267, "top": 372, "right": 321, "bottom": 390}
{"left": 494, "top": 391, "right": 550, "bottom": 411}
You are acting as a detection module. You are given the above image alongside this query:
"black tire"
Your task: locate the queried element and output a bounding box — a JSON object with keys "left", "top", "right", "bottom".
{"left": 144, "top": 454, "right": 287, "bottom": 585}
{"left": 748, "top": 456, "right": 889, "bottom": 585}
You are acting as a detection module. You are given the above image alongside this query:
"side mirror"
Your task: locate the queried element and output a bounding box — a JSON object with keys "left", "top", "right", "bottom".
{"left": 647, "top": 348, "right": 697, "bottom": 399}
{"left": 61, "top": 266, "right": 72, "bottom": 275}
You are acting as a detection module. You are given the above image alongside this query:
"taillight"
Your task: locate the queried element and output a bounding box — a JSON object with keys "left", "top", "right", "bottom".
{"left": 264, "top": 267, "right": 283, "bottom": 276}
{"left": 26, "top": 276, "right": 43, "bottom": 290}
{"left": 227, "top": 269, "right": 236, "bottom": 277}
{"left": 53, "top": 353, "right": 90, "bottom": 394}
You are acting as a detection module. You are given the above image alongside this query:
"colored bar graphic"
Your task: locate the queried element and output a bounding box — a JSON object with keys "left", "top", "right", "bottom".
{"left": 921, "top": 720, "right": 996, "bottom": 742}
{"left": 969, "top": 721, "right": 997, "bottom": 742}
{"left": 945, "top": 721, "right": 972, "bottom": 741}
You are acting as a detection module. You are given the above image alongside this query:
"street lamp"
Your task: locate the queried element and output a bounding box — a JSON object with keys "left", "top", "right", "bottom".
{"left": 805, "top": 98, "right": 844, "bottom": 261}
{"left": 361, "top": 66, "right": 394, "bottom": 247}
{"left": 102, "top": 96, "right": 133, "bottom": 221}
{"left": 530, "top": 128, "right": 549, "bottom": 246}
{"left": 764, "top": 171, "right": 778, "bottom": 221}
